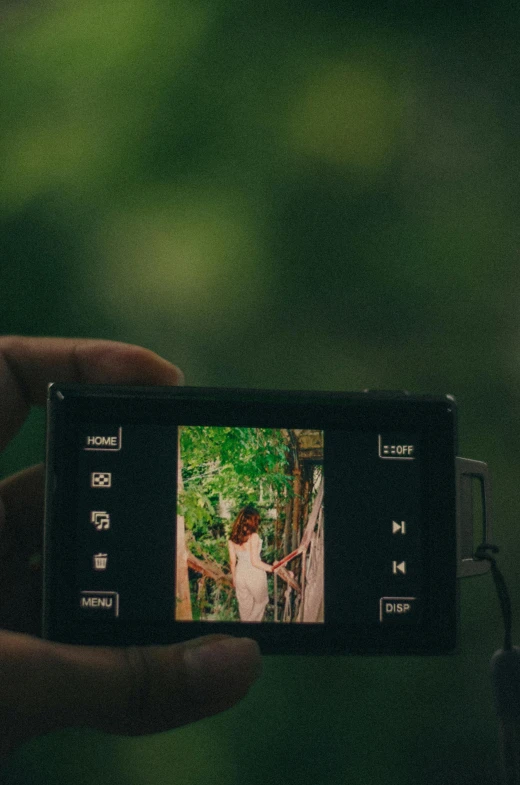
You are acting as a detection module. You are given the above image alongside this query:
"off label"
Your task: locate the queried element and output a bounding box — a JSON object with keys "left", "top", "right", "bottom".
{"left": 378, "top": 434, "right": 416, "bottom": 460}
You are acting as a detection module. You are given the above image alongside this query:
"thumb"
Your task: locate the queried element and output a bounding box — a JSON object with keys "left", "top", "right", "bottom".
{"left": 0, "top": 631, "right": 262, "bottom": 758}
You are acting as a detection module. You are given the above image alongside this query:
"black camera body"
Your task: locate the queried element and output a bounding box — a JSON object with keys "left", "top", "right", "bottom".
{"left": 43, "top": 385, "right": 491, "bottom": 655}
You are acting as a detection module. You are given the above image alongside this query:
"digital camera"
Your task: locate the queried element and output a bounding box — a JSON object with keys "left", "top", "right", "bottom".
{"left": 42, "top": 385, "right": 491, "bottom": 654}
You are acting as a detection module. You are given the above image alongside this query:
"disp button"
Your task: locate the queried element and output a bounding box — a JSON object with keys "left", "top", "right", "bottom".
{"left": 379, "top": 596, "right": 419, "bottom": 623}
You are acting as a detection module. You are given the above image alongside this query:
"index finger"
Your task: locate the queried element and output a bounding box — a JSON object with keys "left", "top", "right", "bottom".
{"left": 0, "top": 336, "right": 184, "bottom": 451}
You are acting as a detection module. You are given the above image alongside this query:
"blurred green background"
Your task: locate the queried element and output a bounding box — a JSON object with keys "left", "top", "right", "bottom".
{"left": 1, "top": 0, "right": 519, "bottom": 782}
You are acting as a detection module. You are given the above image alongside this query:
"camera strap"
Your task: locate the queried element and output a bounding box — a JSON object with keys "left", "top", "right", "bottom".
{"left": 475, "top": 544, "right": 519, "bottom": 785}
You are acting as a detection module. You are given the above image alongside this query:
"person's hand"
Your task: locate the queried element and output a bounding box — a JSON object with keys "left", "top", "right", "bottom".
{"left": 0, "top": 337, "right": 261, "bottom": 761}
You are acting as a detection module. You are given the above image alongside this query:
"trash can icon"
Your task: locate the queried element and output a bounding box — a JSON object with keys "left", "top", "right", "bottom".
{"left": 93, "top": 553, "right": 108, "bottom": 570}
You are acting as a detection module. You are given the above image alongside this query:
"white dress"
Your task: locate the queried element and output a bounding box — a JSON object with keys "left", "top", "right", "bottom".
{"left": 232, "top": 535, "right": 269, "bottom": 622}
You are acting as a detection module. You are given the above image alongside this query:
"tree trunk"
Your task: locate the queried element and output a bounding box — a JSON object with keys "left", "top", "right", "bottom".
{"left": 291, "top": 467, "right": 302, "bottom": 552}
{"left": 175, "top": 428, "right": 193, "bottom": 620}
{"left": 284, "top": 498, "right": 292, "bottom": 555}
{"left": 302, "top": 488, "right": 325, "bottom": 622}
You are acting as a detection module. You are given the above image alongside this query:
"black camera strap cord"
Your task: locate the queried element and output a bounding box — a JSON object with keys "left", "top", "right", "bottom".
{"left": 474, "top": 544, "right": 520, "bottom": 785}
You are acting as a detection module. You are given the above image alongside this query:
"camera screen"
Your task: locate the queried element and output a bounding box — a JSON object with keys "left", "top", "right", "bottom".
{"left": 45, "top": 385, "right": 456, "bottom": 653}
{"left": 74, "top": 422, "right": 420, "bottom": 631}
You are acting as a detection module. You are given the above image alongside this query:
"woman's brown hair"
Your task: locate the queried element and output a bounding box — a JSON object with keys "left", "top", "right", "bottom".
{"left": 230, "top": 505, "right": 261, "bottom": 545}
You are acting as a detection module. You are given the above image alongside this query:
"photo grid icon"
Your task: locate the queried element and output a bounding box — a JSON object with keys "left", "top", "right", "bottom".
{"left": 91, "top": 472, "right": 112, "bottom": 488}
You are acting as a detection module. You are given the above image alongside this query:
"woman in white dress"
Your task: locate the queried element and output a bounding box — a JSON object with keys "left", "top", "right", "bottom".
{"left": 228, "top": 505, "right": 276, "bottom": 622}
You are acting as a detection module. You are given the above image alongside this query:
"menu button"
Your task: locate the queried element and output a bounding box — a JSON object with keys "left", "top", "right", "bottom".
{"left": 80, "top": 591, "right": 120, "bottom": 617}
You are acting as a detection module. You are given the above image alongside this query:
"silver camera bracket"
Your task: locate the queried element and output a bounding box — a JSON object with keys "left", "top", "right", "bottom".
{"left": 456, "top": 457, "right": 493, "bottom": 578}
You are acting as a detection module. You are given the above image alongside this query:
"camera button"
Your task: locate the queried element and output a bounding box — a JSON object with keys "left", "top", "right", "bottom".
{"left": 90, "top": 472, "right": 112, "bottom": 488}
{"left": 392, "top": 560, "right": 407, "bottom": 575}
{"left": 392, "top": 520, "right": 407, "bottom": 535}
{"left": 83, "top": 427, "right": 122, "bottom": 451}
{"left": 379, "top": 596, "right": 418, "bottom": 623}
{"left": 79, "top": 590, "right": 120, "bottom": 617}
{"left": 378, "top": 434, "right": 416, "bottom": 460}
{"left": 363, "top": 390, "right": 410, "bottom": 396}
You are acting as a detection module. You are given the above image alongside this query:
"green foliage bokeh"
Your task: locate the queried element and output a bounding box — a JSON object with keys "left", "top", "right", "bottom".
{"left": 1, "top": 1, "right": 519, "bottom": 783}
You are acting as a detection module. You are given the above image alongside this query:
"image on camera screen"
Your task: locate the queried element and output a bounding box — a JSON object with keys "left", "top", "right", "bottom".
{"left": 175, "top": 426, "right": 325, "bottom": 624}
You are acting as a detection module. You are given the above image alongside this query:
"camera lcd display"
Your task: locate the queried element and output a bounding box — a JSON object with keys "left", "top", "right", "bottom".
{"left": 44, "top": 386, "right": 457, "bottom": 654}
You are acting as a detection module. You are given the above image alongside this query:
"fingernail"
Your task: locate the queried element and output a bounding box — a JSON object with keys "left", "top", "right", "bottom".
{"left": 184, "top": 636, "right": 262, "bottom": 693}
